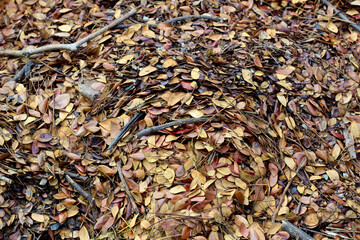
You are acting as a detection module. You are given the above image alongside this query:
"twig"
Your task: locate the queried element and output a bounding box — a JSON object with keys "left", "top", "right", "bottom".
{"left": 0, "top": 175, "right": 13, "bottom": 184}
{"left": 136, "top": 117, "right": 218, "bottom": 138}
{"left": 64, "top": 170, "right": 88, "bottom": 182}
{"left": 65, "top": 175, "right": 93, "bottom": 203}
{"left": 272, "top": 157, "right": 307, "bottom": 223}
{"left": 282, "top": 220, "right": 315, "bottom": 240}
{"left": 11, "top": 60, "right": 34, "bottom": 81}
{"left": 115, "top": 14, "right": 227, "bottom": 29}
{"left": 116, "top": 161, "right": 140, "bottom": 214}
{"left": 320, "top": 0, "right": 360, "bottom": 33}
{"left": 199, "top": 92, "right": 244, "bottom": 128}
{"left": 0, "top": 8, "right": 138, "bottom": 57}
{"left": 106, "top": 111, "right": 145, "bottom": 153}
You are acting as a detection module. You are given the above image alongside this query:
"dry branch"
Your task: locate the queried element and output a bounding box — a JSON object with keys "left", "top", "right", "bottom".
{"left": 0, "top": 8, "right": 138, "bottom": 57}
{"left": 321, "top": 0, "right": 360, "bottom": 32}
{"left": 136, "top": 117, "right": 217, "bottom": 138}
{"left": 115, "top": 14, "right": 227, "bottom": 29}
{"left": 65, "top": 175, "right": 93, "bottom": 203}
{"left": 116, "top": 161, "right": 140, "bottom": 214}
{"left": 282, "top": 220, "right": 315, "bottom": 240}
{"left": 11, "top": 60, "right": 34, "bottom": 82}
{"left": 64, "top": 170, "right": 88, "bottom": 182}
{"left": 106, "top": 111, "right": 145, "bottom": 153}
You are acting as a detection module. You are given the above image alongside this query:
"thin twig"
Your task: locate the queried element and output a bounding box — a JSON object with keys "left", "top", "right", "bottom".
{"left": 282, "top": 220, "right": 315, "bottom": 240}
{"left": 199, "top": 92, "right": 244, "bottom": 128}
{"left": 0, "top": 175, "right": 13, "bottom": 184}
{"left": 116, "top": 161, "right": 140, "bottom": 214}
{"left": 136, "top": 117, "right": 218, "bottom": 138}
{"left": 65, "top": 175, "right": 93, "bottom": 203}
{"left": 115, "top": 14, "right": 227, "bottom": 29}
{"left": 272, "top": 157, "right": 307, "bottom": 223}
{"left": 0, "top": 8, "right": 138, "bottom": 57}
{"left": 321, "top": 0, "right": 360, "bottom": 33}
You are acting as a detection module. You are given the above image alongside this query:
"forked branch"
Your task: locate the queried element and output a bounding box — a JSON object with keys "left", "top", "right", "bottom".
{"left": 0, "top": 8, "right": 138, "bottom": 57}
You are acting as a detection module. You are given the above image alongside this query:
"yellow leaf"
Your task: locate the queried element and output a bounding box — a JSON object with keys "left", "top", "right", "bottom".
{"left": 129, "top": 214, "right": 138, "bottom": 228}
{"left": 277, "top": 93, "right": 288, "bottom": 106}
{"left": 284, "top": 157, "right": 296, "bottom": 170}
{"left": 58, "top": 25, "right": 72, "bottom": 32}
{"left": 31, "top": 213, "right": 49, "bottom": 223}
{"left": 142, "top": 25, "right": 156, "bottom": 38}
{"left": 187, "top": 109, "right": 204, "bottom": 118}
{"left": 163, "top": 58, "right": 177, "bottom": 68}
{"left": 327, "top": 22, "right": 338, "bottom": 33}
{"left": 79, "top": 226, "right": 90, "bottom": 240}
{"left": 326, "top": 169, "right": 339, "bottom": 181}
{"left": 139, "top": 65, "right": 157, "bottom": 76}
{"left": 191, "top": 68, "right": 200, "bottom": 79}
{"left": 217, "top": 167, "right": 231, "bottom": 175}
{"left": 332, "top": 144, "right": 341, "bottom": 159}
{"left": 170, "top": 185, "right": 186, "bottom": 194}
{"left": 351, "top": 0, "right": 360, "bottom": 6}
{"left": 350, "top": 121, "right": 360, "bottom": 138}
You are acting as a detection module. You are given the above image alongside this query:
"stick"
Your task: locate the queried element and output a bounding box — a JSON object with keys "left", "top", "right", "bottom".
{"left": 11, "top": 60, "right": 34, "bottom": 81}
{"left": 115, "top": 14, "right": 227, "bottom": 29}
{"left": 321, "top": 0, "right": 360, "bottom": 32}
{"left": 64, "top": 170, "right": 88, "bottom": 182}
{"left": 0, "top": 175, "right": 13, "bottom": 184}
{"left": 0, "top": 8, "right": 138, "bottom": 57}
{"left": 106, "top": 111, "right": 145, "bottom": 153}
{"left": 282, "top": 220, "right": 315, "bottom": 240}
{"left": 272, "top": 158, "right": 307, "bottom": 223}
{"left": 136, "top": 117, "right": 217, "bottom": 138}
{"left": 116, "top": 161, "right": 140, "bottom": 214}
{"left": 65, "top": 175, "right": 93, "bottom": 203}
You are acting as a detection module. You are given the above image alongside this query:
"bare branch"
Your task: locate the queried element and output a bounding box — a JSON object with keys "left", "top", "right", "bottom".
{"left": 321, "top": 0, "right": 360, "bottom": 32}
{"left": 136, "top": 117, "right": 217, "bottom": 138}
{"left": 11, "top": 60, "right": 35, "bottom": 82}
{"left": 0, "top": 8, "right": 138, "bottom": 58}
{"left": 106, "top": 111, "right": 145, "bottom": 153}
{"left": 282, "top": 220, "right": 315, "bottom": 240}
{"left": 116, "top": 14, "right": 227, "bottom": 29}
{"left": 65, "top": 175, "right": 93, "bottom": 203}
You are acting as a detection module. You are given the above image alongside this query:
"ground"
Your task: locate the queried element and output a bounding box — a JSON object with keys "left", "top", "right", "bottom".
{"left": 0, "top": 0, "right": 360, "bottom": 239}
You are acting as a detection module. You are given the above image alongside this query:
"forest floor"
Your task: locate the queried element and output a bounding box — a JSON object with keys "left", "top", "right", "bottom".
{"left": 0, "top": 0, "right": 360, "bottom": 239}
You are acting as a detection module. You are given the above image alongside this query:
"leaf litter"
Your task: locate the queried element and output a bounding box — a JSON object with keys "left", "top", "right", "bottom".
{"left": 0, "top": 0, "right": 360, "bottom": 240}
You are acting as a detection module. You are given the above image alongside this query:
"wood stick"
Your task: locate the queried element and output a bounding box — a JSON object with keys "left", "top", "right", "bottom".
{"left": 115, "top": 14, "right": 227, "bottom": 29}
{"left": 11, "top": 60, "right": 34, "bottom": 82}
{"left": 106, "top": 111, "right": 145, "bottom": 153}
{"left": 282, "top": 220, "right": 315, "bottom": 240}
{"left": 321, "top": 0, "right": 360, "bottom": 32}
{"left": 64, "top": 170, "right": 88, "bottom": 182}
{"left": 136, "top": 117, "right": 217, "bottom": 138}
{"left": 65, "top": 175, "right": 93, "bottom": 203}
{"left": 0, "top": 8, "right": 138, "bottom": 57}
{"left": 116, "top": 161, "right": 140, "bottom": 214}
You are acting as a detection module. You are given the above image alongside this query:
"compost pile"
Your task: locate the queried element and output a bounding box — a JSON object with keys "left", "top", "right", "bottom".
{"left": 0, "top": 0, "right": 359, "bottom": 239}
